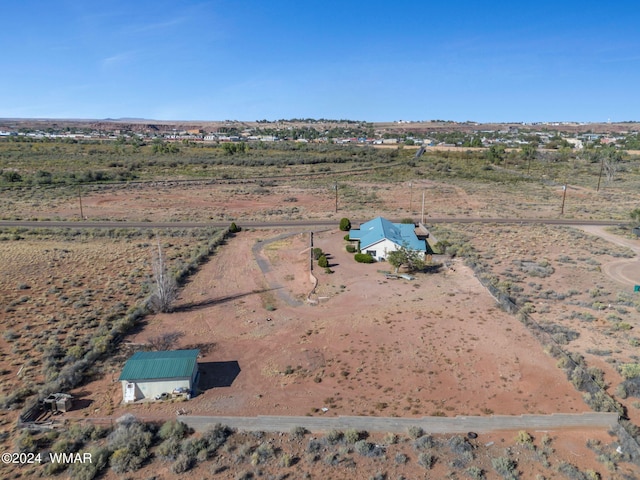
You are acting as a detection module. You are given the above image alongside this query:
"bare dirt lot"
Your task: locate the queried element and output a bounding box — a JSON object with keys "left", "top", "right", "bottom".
{"left": 93, "top": 228, "right": 588, "bottom": 421}
{"left": 2, "top": 176, "right": 640, "bottom": 478}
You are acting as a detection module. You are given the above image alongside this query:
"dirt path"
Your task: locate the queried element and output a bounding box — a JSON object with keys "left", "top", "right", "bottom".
{"left": 252, "top": 231, "right": 307, "bottom": 307}
{"left": 577, "top": 226, "right": 640, "bottom": 286}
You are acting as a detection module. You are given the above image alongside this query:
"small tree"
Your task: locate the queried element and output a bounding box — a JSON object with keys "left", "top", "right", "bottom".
{"left": 520, "top": 143, "right": 537, "bottom": 163}
{"left": 339, "top": 218, "right": 351, "bottom": 231}
{"left": 148, "top": 239, "right": 178, "bottom": 313}
{"left": 318, "top": 255, "right": 329, "bottom": 268}
{"left": 229, "top": 222, "right": 241, "bottom": 233}
{"left": 386, "top": 244, "right": 425, "bottom": 273}
{"left": 486, "top": 145, "right": 505, "bottom": 164}
{"left": 602, "top": 146, "right": 623, "bottom": 183}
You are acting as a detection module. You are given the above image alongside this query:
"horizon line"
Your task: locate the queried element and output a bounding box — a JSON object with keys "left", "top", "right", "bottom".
{"left": 1, "top": 117, "right": 638, "bottom": 125}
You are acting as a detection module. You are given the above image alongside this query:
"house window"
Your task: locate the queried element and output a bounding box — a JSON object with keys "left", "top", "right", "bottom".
{"left": 366, "top": 250, "right": 376, "bottom": 257}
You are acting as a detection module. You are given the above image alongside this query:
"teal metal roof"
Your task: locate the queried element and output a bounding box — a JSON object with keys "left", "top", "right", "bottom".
{"left": 119, "top": 349, "right": 199, "bottom": 381}
{"left": 349, "top": 217, "right": 426, "bottom": 252}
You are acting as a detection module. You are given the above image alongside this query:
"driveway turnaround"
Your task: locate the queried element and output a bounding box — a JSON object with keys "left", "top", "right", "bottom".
{"left": 179, "top": 412, "right": 618, "bottom": 434}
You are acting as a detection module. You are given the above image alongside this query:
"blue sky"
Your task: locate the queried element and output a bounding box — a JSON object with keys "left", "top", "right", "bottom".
{"left": 2, "top": 0, "right": 639, "bottom": 122}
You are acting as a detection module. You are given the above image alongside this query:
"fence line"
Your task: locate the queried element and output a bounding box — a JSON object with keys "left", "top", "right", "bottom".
{"left": 464, "top": 257, "right": 640, "bottom": 465}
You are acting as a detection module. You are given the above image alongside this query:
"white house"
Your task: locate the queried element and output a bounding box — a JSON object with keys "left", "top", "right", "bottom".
{"left": 119, "top": 349, "right": 199, "bottom": 402}
{"left": 348, "top": 217, "right": 428, "bottom": 261}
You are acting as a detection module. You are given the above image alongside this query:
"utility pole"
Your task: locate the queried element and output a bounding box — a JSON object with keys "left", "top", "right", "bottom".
{"left": 334, "top": 182, "right": 338, "bottom": 213}
{"left": 560, "top": 184, "right": 567, "bottom": 215}
{"left": 421, "top": 190, "right": 425, "bottom": 224}
{"left": 78, "top": 186, "right": 84, "bottom": 219}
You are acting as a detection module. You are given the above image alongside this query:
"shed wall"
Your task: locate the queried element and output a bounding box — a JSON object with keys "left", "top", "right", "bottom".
{"left": 121, "top": 377, "right": 191, "bottom": 401}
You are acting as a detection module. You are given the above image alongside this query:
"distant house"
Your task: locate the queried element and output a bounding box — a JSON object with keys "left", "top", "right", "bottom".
{"left": 119, "top": 349, "right": 199, "bottom": 403}
{"left": 349, "top": 217, "right": 428, "bottom": 261}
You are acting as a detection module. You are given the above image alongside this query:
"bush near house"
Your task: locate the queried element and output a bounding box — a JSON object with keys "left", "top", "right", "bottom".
{"left": 339, "top": 218, "right": 351, "bottom": 231}
{"left": 355, "top": 253, "right": 375, "bottom": 263}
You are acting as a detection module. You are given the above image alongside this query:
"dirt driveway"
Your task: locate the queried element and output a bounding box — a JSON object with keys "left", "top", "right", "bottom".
{"left": 577, "top": 226, "right": 640, "bottom": 286}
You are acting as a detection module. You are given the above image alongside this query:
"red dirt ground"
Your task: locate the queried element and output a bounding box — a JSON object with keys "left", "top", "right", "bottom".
{"left": 73, "top": 228, "right": 589, "bottom": 421}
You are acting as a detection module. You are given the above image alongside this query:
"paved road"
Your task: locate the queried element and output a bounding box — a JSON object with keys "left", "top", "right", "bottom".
{"left": 0, "top": 218, "right": 627, "bottom": 230}
{"left": 178, "top": 412, "right": 618, "bottom": 434}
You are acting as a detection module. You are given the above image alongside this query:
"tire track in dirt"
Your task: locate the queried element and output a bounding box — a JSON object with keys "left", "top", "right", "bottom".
{"left": 577, "top": 225, "right": 640, "bottom": 287}
{"left": 252, "top": 232, "right": 304, "bottom": 307}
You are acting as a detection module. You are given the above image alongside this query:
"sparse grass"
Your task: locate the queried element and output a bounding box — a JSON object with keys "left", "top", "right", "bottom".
{"left": 492, "top": 456, "right": 518, "bottom": 479}
{"left": 418, "top": 451, "right": 437, "bottom": 469}
{"left": 0, "top": 227, "right": 227, "bottom": 415}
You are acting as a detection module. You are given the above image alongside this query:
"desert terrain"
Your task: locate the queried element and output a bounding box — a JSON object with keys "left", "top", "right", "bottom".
{"left": 1, "top": 137, "right": 640, "bottom": 478}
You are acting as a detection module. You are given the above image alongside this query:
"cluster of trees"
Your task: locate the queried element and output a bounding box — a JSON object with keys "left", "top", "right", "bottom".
{"left": 1, "top": 168, "right": 135, "bottom": 186}
{"left": 221, "top": 142, "right": 247, "bottom": 155}
{"left": 151, "top": 140, "right": 180, "bottom": 154}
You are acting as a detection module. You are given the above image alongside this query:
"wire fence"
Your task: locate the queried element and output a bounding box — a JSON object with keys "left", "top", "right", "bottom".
{"left": 465, "top": 257, "right": 640, "bottom": 465}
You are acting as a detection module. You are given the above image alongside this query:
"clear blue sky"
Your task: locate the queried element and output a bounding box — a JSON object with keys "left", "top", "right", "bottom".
{"left": 2, "top": 0, "right": 639, "bottom": 122}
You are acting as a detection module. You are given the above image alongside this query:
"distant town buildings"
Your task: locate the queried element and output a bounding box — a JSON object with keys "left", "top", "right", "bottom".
{"left": 0, "top": 119, "right": 636, "bottom": 150}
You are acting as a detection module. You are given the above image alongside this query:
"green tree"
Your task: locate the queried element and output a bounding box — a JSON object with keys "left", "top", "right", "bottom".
{"left": 520, "top": 143, "right": 537, "bottom": 163}
{"left": 339, "top": 218, "right": 351, "bottom": 231}
{"left": 485, "top": 145, "right": 505, "bottom": 164}
{"left": 152, "top": 140, "right": 180, "bottom": 154}
{"left": 222, "top": 142, "right": 247, "bottom": 155}
{"left": 386, "top": 244, "right": 425, "bottom": 273}
{"left": 317, "top": 254, "right": 329, "bottom": 268}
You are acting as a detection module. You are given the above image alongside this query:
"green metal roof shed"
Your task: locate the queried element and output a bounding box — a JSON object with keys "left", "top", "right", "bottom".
{"left": 119, "top": 349, "right": 200, "bottom": 381}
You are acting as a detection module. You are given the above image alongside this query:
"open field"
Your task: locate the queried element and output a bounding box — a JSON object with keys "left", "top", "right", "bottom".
{"left": 1, "top": 136, "right": 640, "bottom": 224}
{"left": 1, "top": 139, "right": 640, "bottom": 478}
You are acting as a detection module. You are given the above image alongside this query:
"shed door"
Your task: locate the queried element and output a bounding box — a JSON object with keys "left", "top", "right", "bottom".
{"left": 124, "top": 382, "right": 136, "bottom": 403}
